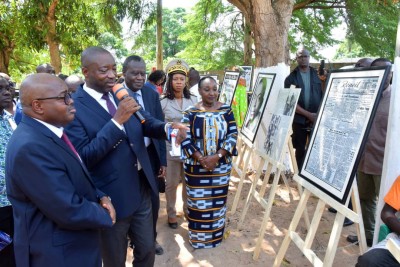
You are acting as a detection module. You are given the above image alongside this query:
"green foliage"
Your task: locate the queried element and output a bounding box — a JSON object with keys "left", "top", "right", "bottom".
{"left": 290, "top": 2, "right": 342, "bottom": 59}
{"left": 177, "top": 0, "right": 244, "bottom": 70}
{"left": 333, "top": 39, "right": 373, "bottom": 59}
{"left": 130, "top": 8, "right": 188, "bottom": 63}
{"left": 344, "top": 0, "right": 399, "bottom": 60}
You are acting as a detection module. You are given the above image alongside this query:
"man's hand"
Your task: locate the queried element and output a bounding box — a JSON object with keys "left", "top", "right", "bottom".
{"left": 113, "top": 96, "right": 141, "bottom": 125}
{"left": 307, "top": 112, "right": 318, "bottom": 123}
{"left": 170, "top": 122, "right": 189, "bottom": 146}
{"left": 100, "top": 196, "right": 116, "bottom": 225}
{"left": 158, "top": 166, "right": 167, "bottom": 177}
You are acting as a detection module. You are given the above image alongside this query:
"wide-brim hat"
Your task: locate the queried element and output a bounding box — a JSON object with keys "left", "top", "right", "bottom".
{"left": 165, "top": 59, "right": 189, "bottom": 76}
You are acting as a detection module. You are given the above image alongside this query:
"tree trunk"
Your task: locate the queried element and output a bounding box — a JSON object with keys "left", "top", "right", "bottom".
{"left": 45, "top": 0, "right": 62, "bottom": 74}
{"left": 0, "top": 49, "right": 10, "bottom": 74}
{"left": 243, "top": 14, "right": 252, "bottom": 65}
{"left": 229, "top": 0, "right": 294, "bottom": 67}
{"left": 156, "top": 0, "right": 163, "bottom": 70}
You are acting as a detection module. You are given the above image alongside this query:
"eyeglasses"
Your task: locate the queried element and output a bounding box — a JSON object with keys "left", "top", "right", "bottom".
{"left": 36, "top": 92, "right": 72, "bottom": 105}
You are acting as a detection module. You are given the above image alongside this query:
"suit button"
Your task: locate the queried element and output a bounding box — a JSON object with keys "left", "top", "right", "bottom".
{"left": 134, "top": 163, "right": 138, "bottom": 167}
{"left": 130, "top": 143, "right": 134, "bottom": 147}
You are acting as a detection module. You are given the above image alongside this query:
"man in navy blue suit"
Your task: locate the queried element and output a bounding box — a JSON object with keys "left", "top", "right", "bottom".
{"left": 65, "top": 47, "right": 187, "bottom": 267}
{"left": 6, "top": 73, "right": 115, "bottom": 267}
{"left": 122, "top": 55, "right": 167, "bottom": 255}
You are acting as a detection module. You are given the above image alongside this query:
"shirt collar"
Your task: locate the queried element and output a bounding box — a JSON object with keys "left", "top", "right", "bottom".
{"left": 32, "top": 118, "right": 64, "bottom": 138}
{"left": 83, "top": 83, "right": 112, "bottom": 101}
{"left": 123, "top": 82, "right": 142, "bottom": 97}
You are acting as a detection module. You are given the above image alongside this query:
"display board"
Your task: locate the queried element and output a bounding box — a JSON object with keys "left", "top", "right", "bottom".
{"left": 241, "top": 73, "right": 276, "bottom": 142}
{"left": 262, "top": 88, "right": 300, "bottom": 162}
{"left": 218, "top": 71, "right": 240, "bottom": 106}
{"left": 239, "top": 65, "right": 253, "bottom": 92}
{"left": 300, "top": 67, "right": 391, "bottom": 203}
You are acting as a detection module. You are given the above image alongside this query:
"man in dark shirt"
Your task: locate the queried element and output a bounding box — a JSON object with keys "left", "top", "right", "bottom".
{"left": 284, "top": 48, "right": 323, "bottom": 169}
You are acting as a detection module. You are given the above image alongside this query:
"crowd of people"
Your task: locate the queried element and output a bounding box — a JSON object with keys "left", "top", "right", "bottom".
{"left": 0, "top": 45, "right": 397, "bottom": 267}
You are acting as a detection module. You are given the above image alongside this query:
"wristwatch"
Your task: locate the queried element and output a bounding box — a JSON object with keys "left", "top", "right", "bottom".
{"left": 217, "top": 153, "right": 223, "bottom": 158}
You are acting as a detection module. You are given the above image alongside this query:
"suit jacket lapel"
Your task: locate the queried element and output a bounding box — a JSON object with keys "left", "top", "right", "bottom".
{"left": 75, "top": 87, "right": 113, "bottom": 122}
{"left": 22, "top": 116, "right": 96, "bottom": 187}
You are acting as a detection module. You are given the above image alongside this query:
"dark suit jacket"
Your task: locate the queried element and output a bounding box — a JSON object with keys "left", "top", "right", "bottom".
{"left": 139, "top": 84, "right": 167, "bottom": 170}
{"left": 65, "top": 86, "right": 167, "bottom": 219}
{"left": 5, "top": 115, "right": 112, "bottom": 267}
{"left": 284, "top": 66, "right": 323, "bottom": 125}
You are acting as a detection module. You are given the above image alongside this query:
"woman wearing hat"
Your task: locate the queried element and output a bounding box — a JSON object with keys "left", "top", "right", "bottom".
{"left": 161, "top": 59, "right": 198, "bottom": 229}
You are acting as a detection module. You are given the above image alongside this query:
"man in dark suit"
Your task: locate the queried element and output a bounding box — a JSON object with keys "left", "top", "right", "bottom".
{"left": 65, "top": 47, "right": 187, "bottom": 267}
{"left": 5, "top": 74, "right": 115, "bottom": 267}
{"left": 122, "top": 55, "right": 167, "bottom": 255}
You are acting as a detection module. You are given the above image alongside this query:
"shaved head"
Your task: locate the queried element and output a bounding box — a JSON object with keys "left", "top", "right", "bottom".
{"left": 355, "top": 58, "right": 373, "bottom": 68}
{"left": 81, "top": 46, "right": 112, "bottom": 68}
{"left": 65, "top": 75, "right": 84, "bottom": 93}
{"left": 0, "top": 72, "right": 10, "bottom": 81}
{"left": 20, "top": 74, "right": 75, "bottom": 127}
{"left": 81, "top": 46, "right": 116, "bottom": 93}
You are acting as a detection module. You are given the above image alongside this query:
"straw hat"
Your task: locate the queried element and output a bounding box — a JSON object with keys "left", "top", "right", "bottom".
{"left": 165, "top": 59, "right": 189, "bottom": 76}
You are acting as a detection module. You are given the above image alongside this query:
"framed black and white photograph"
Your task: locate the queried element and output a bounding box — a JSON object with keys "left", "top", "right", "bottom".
{"left": 239, "top": 66, "right": 253, "bottom": 92}
{"left": 262, "top": 88, "right": 300, "bottom": 162}
{"left": 218, "top": 71, "right": 240, "bottom": 106}
{"left": 241, "top": 73, "right": 276, "bottom": 143}
{"left": 299, "top": 67, "right": 391, "bottom": 203}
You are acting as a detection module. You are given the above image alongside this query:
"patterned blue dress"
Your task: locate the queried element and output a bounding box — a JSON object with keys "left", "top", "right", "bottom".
{"left": 181, "top": 104, "right": 238, "bottom": 249}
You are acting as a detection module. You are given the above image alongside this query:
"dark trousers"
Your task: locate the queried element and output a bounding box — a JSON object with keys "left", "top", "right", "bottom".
{"left": 292, "top": 122, "right": 310, "bottom": 170}
{"left": 101, "top": 184, "right": 155, "bottom": 267}
{"left": 147, "top": 143, "right": 161, "bottom": 241}
{"left": 356, "top": 248, "right": 400, "bottom": 267}
{"left": 0, "top": 206, "right": 15, "bottom": 267}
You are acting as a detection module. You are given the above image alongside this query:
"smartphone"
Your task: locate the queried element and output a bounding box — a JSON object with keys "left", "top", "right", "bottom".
{"left": 319, "top": 60, "right": 325, "bottom": 75}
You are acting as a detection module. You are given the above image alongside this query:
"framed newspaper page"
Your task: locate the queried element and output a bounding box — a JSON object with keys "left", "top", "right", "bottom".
{"left": 218, "top": 71, "right": 240, "bottom": 106}
{"left": 241, "top": 73, "right": 276, "bottom": 143}
{"left": 299, "top": 66, "right": 391, "bottom": 203}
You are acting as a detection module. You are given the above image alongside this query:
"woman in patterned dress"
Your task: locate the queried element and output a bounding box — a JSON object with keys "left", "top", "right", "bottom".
{"left": 161, "top": 59, "right": 198, "bottom": 229}
{"left": 181, "top": 76, "right": 238, "bottom": 248}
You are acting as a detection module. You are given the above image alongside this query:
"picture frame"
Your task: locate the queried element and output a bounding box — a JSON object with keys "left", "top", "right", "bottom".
{"left": 239, "top": 66, "right": 253, "bottom": 92}
{"left": 299, "top": 67, "right": 391, "bottom": 203}
{"left": 241, "top": 73, "right": 276, "bottom": 143}
{"left": 261, "top": 88, "right": 300, "bottom": 162}
{"left": 218, "top": 71, "right": 240, "bottom": 106}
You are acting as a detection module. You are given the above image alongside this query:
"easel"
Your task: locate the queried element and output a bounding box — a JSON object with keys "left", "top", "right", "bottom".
{"left": 231, "top": 133, "right": 255, "bottom": 214}
{"left": 273, "top": 176, "right": 367, "bottom": 267}
{"left": 237, "top": 139, "right": 310, "bottom": 260}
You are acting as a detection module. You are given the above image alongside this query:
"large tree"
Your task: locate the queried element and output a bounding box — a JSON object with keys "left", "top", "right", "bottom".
{"left": 227, "top": 0, "right": 399, "bottom": 67}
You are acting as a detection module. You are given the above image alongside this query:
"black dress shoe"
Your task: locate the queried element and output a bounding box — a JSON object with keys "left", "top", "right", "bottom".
{"left": 346, "top": 235, "right": 373, "bottom": 246}
{"left": 328, "top": 207, "right": 337, "bottom": 213}
{"left": 168, "top": 221, "right": 178, "bottom": 229}
{"left": 155, "top": 241, "right": 164, "bottom": 255}
{"left": 343, "top": 218, "right": 354, "bottom": 227}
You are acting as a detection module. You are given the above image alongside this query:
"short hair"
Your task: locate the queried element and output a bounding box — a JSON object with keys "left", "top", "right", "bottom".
{"left": 148, "top": 70, "right": 165, "bottom": 83}
{"left": 81, "top": 46, "right": 111, "bottom": 67}
{"left": 371, "top": 58, "right": 392, "bottom": 66}
{"left": 198, "top": 76, "right": 217, "bottom": 88}
{"left": 122, "top": 55, "right": 145, "bottom": 73}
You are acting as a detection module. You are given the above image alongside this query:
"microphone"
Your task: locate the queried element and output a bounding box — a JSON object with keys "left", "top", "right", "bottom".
{"left": 112, "top": 84, "right": 146, "bottom": 124}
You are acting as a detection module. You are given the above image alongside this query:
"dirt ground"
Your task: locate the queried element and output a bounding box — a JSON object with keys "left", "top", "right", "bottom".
{"left": 126, "top": 172, "right": 362, "bottom": 267}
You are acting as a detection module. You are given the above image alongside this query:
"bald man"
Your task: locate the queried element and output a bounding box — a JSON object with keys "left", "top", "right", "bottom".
{"left": 65, "top": 47, "right": 188, "bottom": 267}
{"left": 5, "top": 74, "right": 115, "bottom": 267}
{"left": 65, "top": 74, "right": 84, "bottom": 93}
{"left": 36, "top": 63, "right": 55, "bottom": 74}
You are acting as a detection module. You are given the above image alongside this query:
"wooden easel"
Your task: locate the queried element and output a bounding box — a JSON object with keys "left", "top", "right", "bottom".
{"left": 273, "top": 176, "right": 367, "bottom": 267}
{"left": 231, "top": 134, "right": 255, "bottom": 214}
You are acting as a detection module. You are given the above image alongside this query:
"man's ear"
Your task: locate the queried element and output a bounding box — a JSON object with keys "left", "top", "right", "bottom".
{"left": 82, "top": 67, "right": 89, "bottom": 79}
{"left": 30, "top": 100, "right": 44, "bottom": 115}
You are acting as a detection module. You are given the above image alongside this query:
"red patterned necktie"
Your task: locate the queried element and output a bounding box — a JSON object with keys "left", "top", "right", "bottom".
{"left": 61, "top": 132, "right": 80, "bottom": 159}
